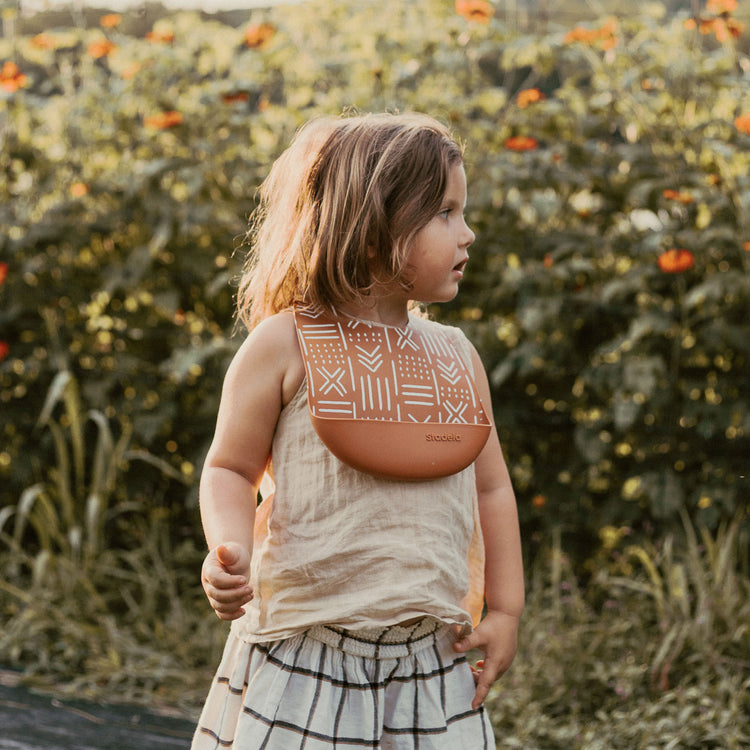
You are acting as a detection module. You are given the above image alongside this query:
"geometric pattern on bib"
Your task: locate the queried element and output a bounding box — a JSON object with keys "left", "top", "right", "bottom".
{"left": 294, "top": 305, "right": 490, "bottom": 426}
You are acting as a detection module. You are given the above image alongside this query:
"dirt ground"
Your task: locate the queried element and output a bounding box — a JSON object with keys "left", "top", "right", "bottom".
{"left": 0, "top": 669, "right": 194, "bottom": 750}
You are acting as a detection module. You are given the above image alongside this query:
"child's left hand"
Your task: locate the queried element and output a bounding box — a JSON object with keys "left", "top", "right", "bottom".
{"left": 452, "top": 609, "right": 520, "bottom": 709}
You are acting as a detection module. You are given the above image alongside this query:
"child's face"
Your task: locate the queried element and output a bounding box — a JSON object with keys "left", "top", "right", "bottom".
{"left": 404, "top": 163, "right": 475, "bottom": 304}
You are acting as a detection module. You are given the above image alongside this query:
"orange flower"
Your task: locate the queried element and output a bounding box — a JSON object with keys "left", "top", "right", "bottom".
{"left": 100, "top": 13, "right": 122, "bottom": 28}
{"left": 706, "top": 0, "right": 737, "bottom": 14}
{"left": 658, "top": 248, "right": 695, "bottom": 273}
{"left": 146, "top": 25, "right": 175, "bottom": 44}
{"left": 735, "top": 113, "right": 750, "bottom": 134}
{"left": 0, "top": 342, "right": 8, "bottom": 363}
{"left": 742, "top": 241, "right": 750, "bottom": 252}
{"left": 222, "top": 91, "right": 250, "bottom": 104}
{"left": 504, "top": 135, "right": 539, "bottom": 151}
{"left": 244, "top": 23, "right": 275, "bottom": 48}
{"left": 144, "top": 110, "right": 183, "bottom": 129}
{"left": 455, "top": 0, "right": 494, "bottom": 24}
{"left": 564, "top": 19, "right": 618, "bottom": 49}
{"left": 31, "top": 33, "right": 57, "bottom": 49}
{"left": 532, "top": 494, "right": 547, "bottom": 508}
{"left": 0, "top": 61, "right": 28, "bottom": 93}
{"left": 727, "top": 18, "right": 745, "bottom": 37}
{"left": 70, "top": 182, "right": 89, "bottom": 197}
{"left": 88, "top": 38, "right": 117, "bottom": 58}
{"left": 662, "top": 189, "right": 694, "bottom": 204}
{"left": 0, "top": 262, "right": 7, "bottom": 286}
{"left": 695, "top": 16, "right": 744, "bottom": 40}
{"left": 516, "top": 88, "right": 546, "bottom": 108}
{"left": 564, "top": 26, "right": 595, "bottom": 43}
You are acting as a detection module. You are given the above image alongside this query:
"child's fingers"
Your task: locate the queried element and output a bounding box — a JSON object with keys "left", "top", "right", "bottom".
{"left": 202, "top": 552, "right": 248, "bottom": 588}
{"left": 215, "top": 542, "right": 251, "bottom": 575}
{"left": 202, "top": 575, "right": 249, "bottom": 606}
{"left": 206, "top": 582, "right": 253, "bottom": 603}
{"left": 206, "top": 586, "right": 253, "bottom": 619}
{"left": 202, "top": 563, "right": 252, "bottom": 615}
{"left": 472, "top": 677, "right": 493, "bottom": 710}
{"left": 471, "top": 657, "right": 496, "bottom": 708}
{"left": 201, "top": 546, "right": 253, "bottom": 620}
{"left": 202, "top": 567, "right": 252, "bottom": 599}
{"left": 468, "top": 659, "right": 485, "bottom": 681}
{"left": 471, "top": 655, "right": 509, "bottom": 709}
{"left": 206, "top": 569, "right": 248, "bottom": 590}
{"left": 453, "top": 630, "right": 482, "bottom": 653}
{"left": 212, "top": 604, "right": 247, "bottom": 621}
{"left": 216, "top": 543, "right": 240, "bottom": 569}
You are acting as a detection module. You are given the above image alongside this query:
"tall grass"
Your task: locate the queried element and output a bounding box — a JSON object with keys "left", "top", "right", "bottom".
{"left": 609, "top": 510, "right": 749, "bottom": 695}
{"left": 487, "top": 514, "right": 750, "bottom": 749}
{"left": 1, "top": 364, "right": 188, "bottom": 565}
{"left": 0, "top": 369, "right": 221, "bottom": 710}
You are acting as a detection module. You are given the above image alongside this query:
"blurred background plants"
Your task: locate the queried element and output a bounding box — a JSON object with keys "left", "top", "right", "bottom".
{"left": 491, "top": 510, "right": 750, "bottom": 748}
{"left": 1, "top": 0, "right": 749, "bottom": 745}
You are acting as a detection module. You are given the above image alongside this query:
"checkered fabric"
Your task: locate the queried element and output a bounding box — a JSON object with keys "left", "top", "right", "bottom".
{"left": 191, "top": 619, "right": 495, "bottom": 749}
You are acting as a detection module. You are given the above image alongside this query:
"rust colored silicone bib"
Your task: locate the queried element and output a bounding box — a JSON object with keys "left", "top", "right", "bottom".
{"left": 294, "top": 305, "right": 491, "bottom": 480}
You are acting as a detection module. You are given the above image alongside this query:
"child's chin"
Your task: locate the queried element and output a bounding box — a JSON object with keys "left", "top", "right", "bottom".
{"left": 440, "top": 287, "right": 461, "bottom": 302}
{"left": 414, "top": 285, "right": 460, "bottom": 305}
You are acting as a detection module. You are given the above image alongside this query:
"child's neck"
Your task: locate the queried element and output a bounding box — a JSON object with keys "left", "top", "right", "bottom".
{"left": 336, "top": 296, "right": 410, "bottom": 328}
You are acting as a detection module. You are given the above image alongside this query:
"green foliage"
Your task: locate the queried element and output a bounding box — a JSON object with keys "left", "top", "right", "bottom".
{"left": 0, "top": 368, "right": 214, "bottom": 706}
{"left": 434, "top": 8, "right": 750, "bottom": 553}
{"left": 2, "top": 1, "right": 748, "bottom": 555}
{"left": 489, "top": 514, "right": 750, "bottom": 749}
{"left": 0, "top": 511, "right": 224, "bottom": 710}
{"left": 0, "top": 367, "right": 189, "bottom": 563}
{"left": 604, "top": 510, "right": 750, "bottom": 693}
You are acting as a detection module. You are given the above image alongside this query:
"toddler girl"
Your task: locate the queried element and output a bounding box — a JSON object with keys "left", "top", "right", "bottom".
{"left": 191, "top": 112, "right": 524, "bottom": 749}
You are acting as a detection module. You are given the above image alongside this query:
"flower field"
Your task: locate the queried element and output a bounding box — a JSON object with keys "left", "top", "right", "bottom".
{"left": 1, "top": 1, "right": 749, "bottom": 746}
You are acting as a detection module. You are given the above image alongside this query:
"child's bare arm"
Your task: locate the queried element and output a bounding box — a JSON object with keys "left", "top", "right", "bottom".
{"left": 199, "top": 312, "right": 301, "bottom": 620}
{"left": 454, "top": 345, "right": 525, "bottom": 708}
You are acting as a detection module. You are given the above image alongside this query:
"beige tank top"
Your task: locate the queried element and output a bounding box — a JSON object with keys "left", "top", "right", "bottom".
{"left": 232, "top": 315, "right": 485, "bottom": 644}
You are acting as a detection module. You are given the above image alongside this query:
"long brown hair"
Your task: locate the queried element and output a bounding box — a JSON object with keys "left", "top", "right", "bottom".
{"left": 237, "top": 112, "right": 463, "bottom": 329}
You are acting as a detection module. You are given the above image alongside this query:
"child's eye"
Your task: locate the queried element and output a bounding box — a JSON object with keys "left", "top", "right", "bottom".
{"left": 438, "top": 208, "right": 451, "bottom": 219}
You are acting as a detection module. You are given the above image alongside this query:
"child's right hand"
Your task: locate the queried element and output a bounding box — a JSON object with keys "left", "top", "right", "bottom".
{"left": 201, "top": 542, "right": 253, "bottom": 621}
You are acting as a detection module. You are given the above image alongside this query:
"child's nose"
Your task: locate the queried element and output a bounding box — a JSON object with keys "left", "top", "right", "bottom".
{"left": 462, "top": 219, "right": 475, "bottom": 247}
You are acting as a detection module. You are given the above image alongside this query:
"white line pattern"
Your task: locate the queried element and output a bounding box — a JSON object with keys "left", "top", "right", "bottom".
{"left": 295, "top": 306, "right": 490, "bottom": 426}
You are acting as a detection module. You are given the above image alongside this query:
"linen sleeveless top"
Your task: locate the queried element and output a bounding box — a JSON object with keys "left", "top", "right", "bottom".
{"left": 231, "top": 315, "right": 486, "bottom": 644}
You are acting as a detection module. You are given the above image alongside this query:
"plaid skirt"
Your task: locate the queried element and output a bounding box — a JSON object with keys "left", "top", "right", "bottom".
{"left": 190, "top": 618, "right": 495, "bottom": 749}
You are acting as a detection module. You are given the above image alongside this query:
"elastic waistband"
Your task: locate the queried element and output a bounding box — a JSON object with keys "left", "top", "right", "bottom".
{"left": 306, "top": 618, "right": 452, "bottom": 659}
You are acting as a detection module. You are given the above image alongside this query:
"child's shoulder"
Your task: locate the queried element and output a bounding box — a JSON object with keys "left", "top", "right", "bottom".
{"left": 233, "top": 310, "right": 304, "bottom": 404}
{"left": 230, "top": 310, "right": 300, "bottom": 377}
{"left": 251, "top": 308, "right": 297, "bottom": 340}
